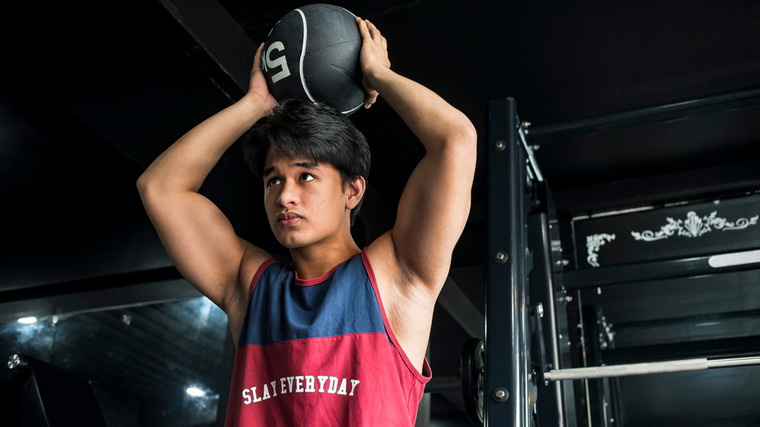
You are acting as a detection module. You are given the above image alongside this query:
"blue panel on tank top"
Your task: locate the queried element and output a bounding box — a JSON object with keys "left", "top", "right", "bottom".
{"left": 238, "top": 254, "right": 389, "bottom": 348}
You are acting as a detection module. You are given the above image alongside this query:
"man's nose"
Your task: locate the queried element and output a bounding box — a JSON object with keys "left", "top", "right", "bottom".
{"left": 276, "top": 179, "right": 299, "bottom": 207}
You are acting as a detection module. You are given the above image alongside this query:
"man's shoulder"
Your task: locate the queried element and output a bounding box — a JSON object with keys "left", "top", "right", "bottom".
{"left": 238, "top": 241, "right": 277, "bottom": 290}
{"left": 227, "top": 241, "right": 274, "bottom": 333}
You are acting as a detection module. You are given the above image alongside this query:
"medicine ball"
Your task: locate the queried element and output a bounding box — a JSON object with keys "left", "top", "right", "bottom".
{"left": 261, "top": 4, "right": 365, "bottom": 115}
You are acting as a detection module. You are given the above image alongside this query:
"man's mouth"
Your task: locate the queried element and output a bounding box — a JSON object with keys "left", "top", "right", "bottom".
{"left": 278, "top": 212, "right": 302, "bottom": 226}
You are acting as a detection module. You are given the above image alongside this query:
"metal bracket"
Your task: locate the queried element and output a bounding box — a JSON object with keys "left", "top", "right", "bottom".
{"left": 518, "top": 122, "right": 544, "bottom": 182}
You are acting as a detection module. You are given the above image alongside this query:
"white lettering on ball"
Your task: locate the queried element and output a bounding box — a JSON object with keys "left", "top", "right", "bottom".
{"left": 265, "top": 41, "right": 291, "bottom": 83}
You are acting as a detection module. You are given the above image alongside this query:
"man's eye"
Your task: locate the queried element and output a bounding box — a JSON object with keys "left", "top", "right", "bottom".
{"left": 267, "top": 177, "right": 281, "bottom": 186}
{"left": 301, "top": 173, "right": 314, "bottom": 182}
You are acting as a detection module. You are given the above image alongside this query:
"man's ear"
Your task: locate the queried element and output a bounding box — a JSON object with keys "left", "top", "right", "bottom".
{"left": 346, "top": 176, "right": 366, "bottom": 210}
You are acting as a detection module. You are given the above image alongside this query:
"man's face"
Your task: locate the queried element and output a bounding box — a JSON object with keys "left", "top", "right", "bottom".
{"left": 262, "top": 149, "right": 350, "bottom": 249}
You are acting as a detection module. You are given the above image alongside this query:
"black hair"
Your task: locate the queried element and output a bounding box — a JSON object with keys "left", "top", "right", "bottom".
{"left": 242, "top": 99, "right": 371, "bottom": 226}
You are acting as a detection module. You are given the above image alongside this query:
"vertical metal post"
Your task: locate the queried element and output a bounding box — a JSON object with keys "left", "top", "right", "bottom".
{"left": 555, "top": 282, "right": 578, "bottom": 426}
{"left": 529, "top": 212, "right": 566, "bottom": 427}
{"left": 486, "top": 98, "right": 531, "bottom": 426}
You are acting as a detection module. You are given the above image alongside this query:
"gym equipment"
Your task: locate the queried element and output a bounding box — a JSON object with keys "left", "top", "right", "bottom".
{"left": 262, "top": 4, "right": 365, "bottom": 115}
{"left": 486, "top": 98, "right": 537, "bottom": 427}
{"left": 461, "top": 338, "right": 485, "bottom": 425}
{"left": 544, "top": 356, "right": 760, "bottom": 381}
{"left": 481, "top": 96, "right": 760, "bottom": 427}
{"left": 425, "top": 96, "right": 760, "bottom": 426}
{"left": 422, "top": 338, "right": 484, "bottom": 425}
{"left": 1, "top": 353, "right": 108, "bottom": 427}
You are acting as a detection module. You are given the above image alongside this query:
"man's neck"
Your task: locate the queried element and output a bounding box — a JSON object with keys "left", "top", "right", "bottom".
{"left": 289, "top": 236, "right": 361, "bottom": 280}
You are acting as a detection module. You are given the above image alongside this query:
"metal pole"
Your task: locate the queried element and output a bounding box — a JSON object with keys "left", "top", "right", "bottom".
{"left": 486, "top": 97, "right": 530, "bottom": 426}
{"left": 529, "top": 212, "right": 566, "bottom": 427}
{"left": 527, "top": 85, "right": 760, "bottom": 145}
{"left": 563, "top": 249, "right": 760, "bottom": 290}
{"left": 424, "top": 375, "right": 462, "bottom": 393}
{"left": 544, "top": 356, "right": 760, "bottom": 381}
{"left": 539, "top": 214, "right": 565, "bottom": 427}
{"left": 706, "top": 356, "right": 760, "bottom": 369}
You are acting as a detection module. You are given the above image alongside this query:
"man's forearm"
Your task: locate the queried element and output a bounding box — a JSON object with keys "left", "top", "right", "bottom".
{"left": 137, "top": 95, "right": 270, "bottom": 193}
{"left": 368, "top": 68, "right": 475, "bottom": 153}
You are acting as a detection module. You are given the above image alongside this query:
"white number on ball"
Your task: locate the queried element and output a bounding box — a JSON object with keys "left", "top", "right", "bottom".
{"left": 265, "top": 41, "right": 291, "bottom": 83}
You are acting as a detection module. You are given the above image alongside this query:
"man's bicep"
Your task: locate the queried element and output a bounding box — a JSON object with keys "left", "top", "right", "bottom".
{"left": 141, "top": 190, "right": 267, "bottom": 313}
{"left": 391, "top": 140, "right": 476, "bottom": 287}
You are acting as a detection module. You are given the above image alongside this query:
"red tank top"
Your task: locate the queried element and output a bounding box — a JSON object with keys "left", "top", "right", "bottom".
{"left": 224, "top": 250, "right": 431, "bottom": 426}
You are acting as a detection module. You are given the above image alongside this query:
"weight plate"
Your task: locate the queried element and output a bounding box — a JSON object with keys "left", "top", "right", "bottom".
{"left": 461, "top": 338, "right": 484, "bottom": 425}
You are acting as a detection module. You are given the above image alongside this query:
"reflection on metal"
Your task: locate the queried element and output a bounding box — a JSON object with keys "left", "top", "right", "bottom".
{"left": 708, "top": 249, "right": 760, "bottom": 268}
{"left": 545, "top": 356, "right": 760, "bottom": 381}
{"left": 706, "top": 356, "right": 760, "bottom": 369}
{"left": 577, "top": 291, "right": 593, "bottom": 426}
{"left": 0, "top": 297, "right": 229, "bottom": 426}
{"left": 186, "top": 387, "right": 206, "bottom": 397}
{"left": 528, "top": 211, "right": 571, "bottom": 427}
{"left": 632, "top": 211, "right": 759, "bottom": 241}
{"left": 7, "top": 353, "right": 27, "bottom": 370}
{"left": 0, "top": 277, "right": 201, "bottom": 323}
{"left": 518, "top": 124, "right": 544, "bottom": 182}
{"left": 598, "top": 314, "right": 615, "bottom": 350}
{"left": 587, "top": 205, "right": 655, "bottom": 219}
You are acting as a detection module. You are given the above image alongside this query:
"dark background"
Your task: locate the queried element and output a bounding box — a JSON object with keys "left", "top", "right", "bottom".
{"left": 1, "top": 0, "right": 760, "bottom": 426}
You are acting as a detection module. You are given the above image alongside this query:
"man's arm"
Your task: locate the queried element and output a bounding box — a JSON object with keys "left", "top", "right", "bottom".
{"left": 359, "top": 18, "right": 476, "bottom": 372}
{"left": 359, "top": 19, "right": 477, "bottom": 295}
{"left": 136, "top": 44, "right": 276, "bottom": 343}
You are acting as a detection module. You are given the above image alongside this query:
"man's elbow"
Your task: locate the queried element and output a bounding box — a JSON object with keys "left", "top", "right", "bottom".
{"left": 459, "top": 120, "right": 478, "bottom": 152}
{"left": 136, "top": 171, "right": 165, "bottom": 205}
{"left": 136, "top": 172, "right": 153, "bottom": 196}
{"left": 447, "top": 111, "right": 477, "bottom": 146}
{"left": 448, "top": 118, "right": 478, "bottom": 169}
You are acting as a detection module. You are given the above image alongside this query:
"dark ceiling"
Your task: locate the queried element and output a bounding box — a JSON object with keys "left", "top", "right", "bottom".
{"left": 2, "top": 0, "right": 760, "bottom": 425}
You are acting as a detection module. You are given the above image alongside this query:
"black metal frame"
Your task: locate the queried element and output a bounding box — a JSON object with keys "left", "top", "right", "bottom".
{"left": 486, "top": 97, "right": 532, "bottom": 426}
{"left": 486, "top": 89, "right": 760, "bottom": 427}
{"left": 563, "top": 251, "right": 760, "bottom": 290}
{"left": 528, "top": 207, "right": 576, "bottom": 427}
{"left": 1, "top": 353, "right": 108, "bottom": 427}
{"left": 526, "top": 86, "right": 760, "bottom": 145}
{"left": 486, "top": 97, "right": 582, "bottom": 427}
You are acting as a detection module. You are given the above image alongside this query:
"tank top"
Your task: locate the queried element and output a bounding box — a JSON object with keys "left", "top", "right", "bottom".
{"left": 224, "top": 249, "right": 432, "bottom": 426}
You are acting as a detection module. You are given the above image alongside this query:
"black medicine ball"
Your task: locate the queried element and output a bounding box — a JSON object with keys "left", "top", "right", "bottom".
{"left": 261, "top": 4, "right": 365, "bottom": 115}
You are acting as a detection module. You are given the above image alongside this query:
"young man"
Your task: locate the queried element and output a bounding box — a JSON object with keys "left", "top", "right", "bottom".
{"left": 137, "top": 18, "right": 476, "bottom": 426}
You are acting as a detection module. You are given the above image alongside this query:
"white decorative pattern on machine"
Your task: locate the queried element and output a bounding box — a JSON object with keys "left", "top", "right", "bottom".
{"left": 631, "top": 211, "right": 759, "bottom": 241}
{"left": 586, "top": 233, "right": 616, "bottom": 268}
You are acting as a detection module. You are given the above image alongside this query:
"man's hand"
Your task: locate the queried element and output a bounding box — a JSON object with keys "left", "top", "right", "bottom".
{"left": 247, "top": 43, "right": 279, "bottom": 113}
{"left": 356, "top": 18, "right": 391, "bottom": 109}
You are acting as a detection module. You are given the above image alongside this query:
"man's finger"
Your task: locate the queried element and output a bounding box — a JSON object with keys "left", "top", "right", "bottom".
{"left": 252, "top": 43, "right": 264, "bottom": 75}
{"left": 367, "top": 20, "right": 382, "bottom": 40}
{"left": 364, "top": 91, "right": 379, "bottom": 109}
{"left": 356, "top": 17, "right": 371, "bottom": 40}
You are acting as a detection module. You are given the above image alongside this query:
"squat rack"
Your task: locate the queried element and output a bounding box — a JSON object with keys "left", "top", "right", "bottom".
{"left": 483, "top": 93, "right": 760, "bottom": 427}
